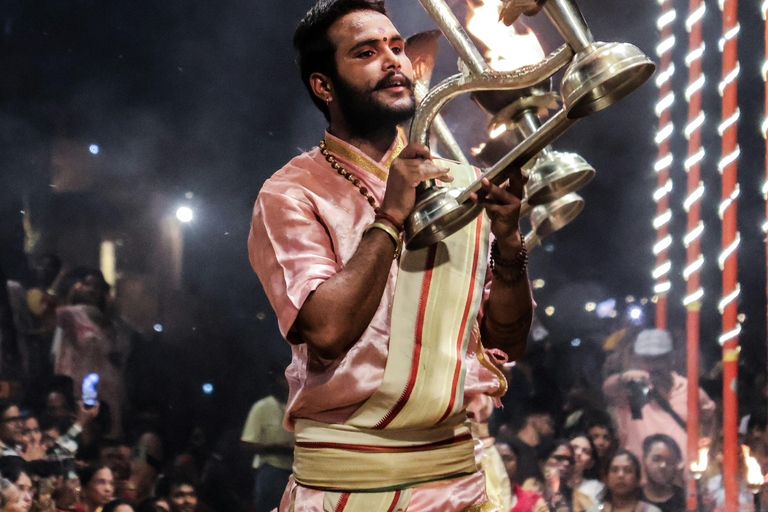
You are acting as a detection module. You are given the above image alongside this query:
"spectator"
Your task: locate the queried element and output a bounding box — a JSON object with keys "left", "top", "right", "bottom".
{"left": 52, "top": 268, "right": 129, "bottom": 438}
{"left": 506, "top": 402, "right": 555, "bottom": 485}
{"left": 603, "top": 329, "right": 715, "bottom": 463}
{"left": 19, "top": 414, "right": 45, "bottom": 462}
{"left": 76, "top": 465, "right": 114, "bottom": 512}
{"left": 52, "top": 469, "right": 80, "bottom": 512}
{"left": 568, "top": 433, "right": 604, "bottom": 504}
{"left": 640, "top": 434, "right": 685, "bottom": 512}
{"left": 0, "top": 458, "right": 33, "bottom": 512}
{"left": 588, "top": 450, "right": 661, "bottom": 512}
{"left": 524, "top": 439, "right": 593, "bottom": 512}
{"left": 495, "top": 441, "right": 547, "bottom": 512}
{"left": 134, "top": 498, "right": 168, "bottom": 512}
{"left": 0, "top": 477, "right": 26, "bottom": 512}
{"left": 579, "top": 409, "right": 618, "bottom": 482}
{"left": 101, "top": 500, "right": 134, "bottom": 512}
{"left": 240, "top": 371, "right": 293, "bottom": 512}
{"left": 98, "top": 440, "right": 133, "bottom": 503}
{"left": 6, "top": 254, "right": 62, "bottom": 400}
{"left": 155, "top": 475, "right": 196, "bottom": 512}
{"left": 0, "top": 400, "right": 26, "bottom": 456}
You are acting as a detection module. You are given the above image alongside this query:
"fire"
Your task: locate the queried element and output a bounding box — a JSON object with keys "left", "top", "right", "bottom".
{"left": 690, "top": 447, "right": 708, "bottom": 473}
{"left": 742, "top": 445, "right": 765, "bottom": 487}
{"left": 466, "top": 0, "right": 545, "bottom": 72}
{"left": 471, "top": 143, "right": 487, "bottom": 156}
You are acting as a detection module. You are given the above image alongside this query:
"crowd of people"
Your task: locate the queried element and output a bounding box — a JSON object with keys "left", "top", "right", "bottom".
{"left": 0, "top": 256, "right": 765, "bottom": 512}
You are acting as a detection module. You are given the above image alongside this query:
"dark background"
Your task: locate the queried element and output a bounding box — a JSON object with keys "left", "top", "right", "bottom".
{"left": 1, "top": 0, "right": 766, "bottom": 436}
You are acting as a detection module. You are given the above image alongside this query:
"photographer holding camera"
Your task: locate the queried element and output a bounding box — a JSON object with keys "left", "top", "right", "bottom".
{"left": 602, "top": 330, "right": 715, "bottom": 465}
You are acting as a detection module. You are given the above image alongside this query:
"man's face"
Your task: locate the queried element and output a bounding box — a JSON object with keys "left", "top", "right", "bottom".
{"left": 588, "top": 425, "right": 613, "bottom": 459}
{"left": 545, "top": 444, "right": 575, "bottom": 483}
{"left": 531, "top": 413, "right": 554, "bottom": 437}
{"left": 41, "top": 427, "right": 61, "bottom": 452}
{"left": 68, "top": 274, "right": 105, "bottom": 308}
{"left": 169, "top": 484, "right": 197, "bottom": 512}
{"left": 607, "top": 454, "right": 639, "bottom": 497}
{"left": 25, "top": 417, "right": 41, "bottom": 445}
{"left": 46, "top": 392, "right": 69, "bottom": 418}
{"left": 496, "top": 443, "right": 518, "bottom": 480}
{"left": 100, "top": 445, "right": 132, "bottom": 480}
{"left": 0, "top": 406, "right": 25, "bottom": 445}
{"left": 644, "top": 441, "right": 679, "bottom": 486}
{"left": 325, "top": 10, "right": 415, "bottom": 133}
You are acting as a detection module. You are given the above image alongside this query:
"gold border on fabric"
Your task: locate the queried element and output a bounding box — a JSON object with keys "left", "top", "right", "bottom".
{"left": 462, "top": 500, "right": 503, "bottom": 512}
{"left": 322, "top": 130, "right": 405, "bottom": 183}
{"left": 474, "top": 335, "right": 508, "bottom": 399}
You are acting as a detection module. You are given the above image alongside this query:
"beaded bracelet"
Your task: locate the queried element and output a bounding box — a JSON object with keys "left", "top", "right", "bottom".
{"left": 489, "top": 238, "right": 528, "bottom": 285}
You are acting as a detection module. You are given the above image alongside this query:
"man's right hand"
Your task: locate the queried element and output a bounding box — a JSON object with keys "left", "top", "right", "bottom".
{"left": 75, "top": 400, "right": 100, "bottom": 427}
{"left": 379, "top": 143, "right": 454, "bottom": 226}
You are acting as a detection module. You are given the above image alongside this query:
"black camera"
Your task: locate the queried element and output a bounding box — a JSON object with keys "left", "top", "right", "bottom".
{"left": 623, "top": 379, "right": 651, "bottom": 420}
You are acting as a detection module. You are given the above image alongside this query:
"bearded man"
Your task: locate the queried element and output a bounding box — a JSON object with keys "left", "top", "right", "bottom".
{"left": 248, "top": 1, "right": 533, "bottom": 510}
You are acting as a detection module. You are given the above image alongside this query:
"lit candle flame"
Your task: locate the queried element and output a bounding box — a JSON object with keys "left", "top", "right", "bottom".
{"left": 471, "top": 143, "right": 487, "bottom": 156}
{"left": 691, "top": 447, "right": 708, "bottom": 473}
{"left": 743, "top": 445, "right": 765, "bottom": 487}
{"left": 466, "top": 0, "right": 545, "bottom": 72}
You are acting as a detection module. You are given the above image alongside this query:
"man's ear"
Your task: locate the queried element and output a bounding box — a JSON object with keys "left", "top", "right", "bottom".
{"left": 309, "top": 72, "right": 333, "bottom": 104}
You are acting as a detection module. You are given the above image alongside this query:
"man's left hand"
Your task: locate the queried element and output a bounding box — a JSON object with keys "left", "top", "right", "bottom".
{"left": 469, "top": 169, "right": 528, "bottom": 252}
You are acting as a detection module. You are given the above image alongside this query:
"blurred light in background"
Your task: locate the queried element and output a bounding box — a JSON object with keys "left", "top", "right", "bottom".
{"left": 153, "top": 324, "right": 163, "bottom": 332}
{"left": 596, "top": 298, "right": 617, "bottom": 319}
{"left": 89, "top": 144, "right": 99, "bottom": 155}
{"left": 176, "top": 206, "right": 194, "bottom": 223}
{"left": 202, "top": 383, "right": 214, "bottom": 395}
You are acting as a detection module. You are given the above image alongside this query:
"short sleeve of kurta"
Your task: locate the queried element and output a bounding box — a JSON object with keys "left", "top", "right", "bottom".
{"left": 248, "top": 183, "right": 342, "bottom": 342}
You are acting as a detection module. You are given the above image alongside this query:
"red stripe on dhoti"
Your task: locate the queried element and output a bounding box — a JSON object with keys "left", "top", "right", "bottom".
{"left": 295, "top": 433, "right": 473, "bottom": 453}
{"left": 335, "top": 493, "right": 350, "bottom": 512}
{"left": 436, "top": 215, "right": 484, "bottom": 424}
{"left": 374, "top": 244, "right": 438, "bottom": 429}
{"left": 385, "top": 490, "right": 402, "bottom": 512}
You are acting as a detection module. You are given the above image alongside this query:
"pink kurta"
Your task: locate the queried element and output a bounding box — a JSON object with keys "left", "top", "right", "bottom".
{"left": 248, "top": 133, "right": 503, "bottom": 511}
{"left": 603, "top": 371, "right": 715, "bottom": 462}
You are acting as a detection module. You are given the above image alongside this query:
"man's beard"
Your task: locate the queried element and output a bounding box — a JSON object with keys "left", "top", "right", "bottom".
{"left": 332, "top": 71, "right": 416, "bottom": 137}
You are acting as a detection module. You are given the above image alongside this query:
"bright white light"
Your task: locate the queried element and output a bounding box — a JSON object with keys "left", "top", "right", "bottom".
{"left": 532, "top": 279, "right": 545, "bottom": 289}
{"left": 683, "top": 182, "right": 705, "bottom": 211}
{"left": 655, "top": 63, "right": 676, "bottom": 87}
{"left": 684, "top": 222, "right": 704, "bottom": 247}
{"left": 653, "top": 261, "right": 672, "bottom": 279}
{"left": 176, "top": 206, "right": 194, "bottom": 223}
{"left": 657, "top": 10, "right": 677, "bottom": 29}
{"left": 629, "top": 307, "right": 643, "bottom": 320}
{"left": 653, "top": 210, "right": 672, "bottom": 229}
{"left": 655, "top": 123, "right": 674, "bottom": 144}
{"left": 153, "top": 324, "right": 163, "bottom": 332}
{"left": 718, "top": 232, "right": 741, "bottom": 269}
{"left": 685, "top": 3, "right": 706, "bottom": 32}
{"left": 684, "top": 149, "right": 705, "bottom": 171}
{"left": 655, "top": 93, "right": 675, "bottom": 116}
{"left": 683, "top": 255, "right": 705, "bottom": 280}
{"left": 585, "top": 302, "right": 596, "bottom": 312}
{"left": 718, "top": 109, "right": 740, "bottom": 135}
{"left": 685, "top": 75, "right": 706, "bottom": 101}
{"left": 89, "top": 144, "right": 100, "bottom": 155}
{"left": 653, "top": 235, "right": 672, "bottom": 255}
{"left": 571, "top": 338, "right": 582, "bottom": 347}
{"left": 545, "top": 306, "right": 555, "bottom": 316}
{"left": 685, "top": 43, "right": 705, "bottom": 67}
{"left": 718, "top": 147, "right": 740, "bottom": 173}
{"left": 654, "top": 155, "right": 674, "bottom": 173}
{"left": 718, "top": 324, "right": 742, "bottom": 345}
{"left": 684, "top": 112, "right": 705, "bottom": 139}
{"left": 202, "top": 383, "right": 214, "bottom": 394}
{"left": 656, "top": 36, "right": 676, "bottom": 56}
{"left": 683, "top": 288, "right": 704, "bottom": 306}
{"left": 654, "top": 281, "right": 672, "bottom": 294}
{"left": 718, "top": 284, "right": 741, "bottom": 313}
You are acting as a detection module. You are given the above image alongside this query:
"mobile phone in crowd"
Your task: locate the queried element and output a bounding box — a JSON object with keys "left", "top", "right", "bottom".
{"left": 82, "top": 373, "right": 99, "bottom": 409}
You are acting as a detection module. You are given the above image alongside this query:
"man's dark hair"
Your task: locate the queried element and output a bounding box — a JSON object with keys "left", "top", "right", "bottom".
{"left": 0, "top": 457, "right": 28, "bottom": 483}
{"left": 77, "top": 464, "right": 110, "bottom": 488}
{"left": 580, "top": 408, "right": 616, "bottom": 437}
{"left": 0, "top": 398, "right": 16, "bottom": 418}
{"left": 642, "top": 433, "right": 682, "bottom": 462}
{"left": 156, "top": 473, "right": 196, "bottom": 498}
{"left": 102, "top": 500, "right": 132, "bottom": 512}
{"left": 293, "top": 0, "right": 388, "bottom": 121}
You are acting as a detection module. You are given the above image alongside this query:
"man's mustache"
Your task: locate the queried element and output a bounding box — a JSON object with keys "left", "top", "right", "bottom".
{"left": 374, "top": 73, "right": 413, "bottom": 91}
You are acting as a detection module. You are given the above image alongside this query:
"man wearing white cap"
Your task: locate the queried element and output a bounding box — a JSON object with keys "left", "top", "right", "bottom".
{"left": 602, "top": 329, "right": 715, "bottom": 463}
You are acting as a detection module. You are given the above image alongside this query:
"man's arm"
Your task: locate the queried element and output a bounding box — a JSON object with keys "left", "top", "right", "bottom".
{"left": 294, "top": 143, "right": 453, "bottom": 361}
{"left": 471, "top": 176, "right": 534, "bottom": 359}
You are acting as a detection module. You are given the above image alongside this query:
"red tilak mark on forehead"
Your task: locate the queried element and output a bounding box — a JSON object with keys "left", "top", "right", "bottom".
{"left": 377, "top": 27, "right": 385, "bottom": 34}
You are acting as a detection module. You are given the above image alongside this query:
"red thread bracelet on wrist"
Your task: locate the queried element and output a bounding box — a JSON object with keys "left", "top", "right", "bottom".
{"left": 374, "top": 212, "right": 404, "bottom": 232}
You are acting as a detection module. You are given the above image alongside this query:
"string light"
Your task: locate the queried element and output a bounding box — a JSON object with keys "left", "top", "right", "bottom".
{"left": 683, "top": 255, "right": 705, "bottom": 280}
{"left": 718, "top": 232, "right": 741, "bottom": 270}
{"left": 651, "top": 0, "right": 679, "bottom": 325}
{"left": 683, "top": 182, "right": 705, "bottom": 211}
{"left": 718, "top": 284, "right": 741, "bottom": 313}
{"left": 684, "top": 222, "right": 705, "bottom": 247}
{"left": 683, "top": 288, "right": 704, "bottom": 306}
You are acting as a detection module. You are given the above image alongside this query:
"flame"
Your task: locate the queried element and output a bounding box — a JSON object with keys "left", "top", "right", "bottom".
{"left": 466, "top": 0, "right": 546, "bottom": 72}
{"left": 471, "top": 143, "right": 487, "bottom": 155}
{"left": 691, "top": 447, "right": 708, "bottom": 473}
{"left": 743, "top": 445, "right": 765, "bottom": 487}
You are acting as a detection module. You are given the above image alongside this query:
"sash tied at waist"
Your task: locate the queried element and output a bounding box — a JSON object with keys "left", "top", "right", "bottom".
{"left": 292, "top": 412, "right": 479, "bottom": 492}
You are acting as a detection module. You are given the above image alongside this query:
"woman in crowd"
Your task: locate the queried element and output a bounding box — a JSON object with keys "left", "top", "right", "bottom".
{"left": 100, "top": 501, "right": 133, "bottom": 512}
{"left": 579, "top": 410, "right": 619, "bottom": 482}
{"left": 589, "top": 450, "right": 661, "bottom": 512}
{"left": 75, "top": 466, "right": 114, "bottom": 512}
{"left": 524, "top": 439, "right": 593, "bottom": 512}
{"left": 0, "top": 459, "right": 34, "bottom": 512}
{"left": 569, "top": 432, "right": 605, "bottom": 504}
